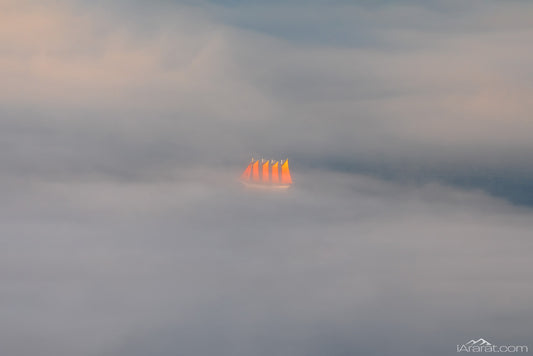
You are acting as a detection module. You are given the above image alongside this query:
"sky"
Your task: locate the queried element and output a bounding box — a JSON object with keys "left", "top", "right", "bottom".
{"left": 1, "top": 0, "right": 533, "bottom": 355}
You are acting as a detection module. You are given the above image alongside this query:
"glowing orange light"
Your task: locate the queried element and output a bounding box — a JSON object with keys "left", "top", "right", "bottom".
{"left": 240, "top": 163, "right": 251, "bottom": 180}
{"left": 262, "top": 160, "right": 269, "bottom": 182}
{"left": 240, "top": 157, "right": 292, "bottom": 189}
{"left": 252, "top": 161, "right": 260, "bottom": 181}
{"left": 281, "top": 159, "right": 292, "bottom": 184}
{"left": 271, "top": 161, "right": 279, "bottom": 184}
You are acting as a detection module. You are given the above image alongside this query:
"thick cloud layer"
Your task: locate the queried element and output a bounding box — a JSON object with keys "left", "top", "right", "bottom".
{"left": 3, "top": 0, "right": 533, "bottom": 202}
{"left": 1, "top": 1, "right": 533, "bottom": 355}
{"left": 2, "top": 171, "right": 533, "bottom": 356}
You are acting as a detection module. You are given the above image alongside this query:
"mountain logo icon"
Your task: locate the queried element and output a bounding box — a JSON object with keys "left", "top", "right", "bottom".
{"left": 458, "top": 338, "right": 528, "bottom": 352}
{"left": 464, "top": 339, "right": 492, "bottom": 346}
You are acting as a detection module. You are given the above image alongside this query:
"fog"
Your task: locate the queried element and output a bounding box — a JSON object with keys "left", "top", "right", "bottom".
{"left": 1, "top": 0, "right": 532, "bottom": 355}
{"left": 2, "top": 170, "right": 532, "bottom": 355}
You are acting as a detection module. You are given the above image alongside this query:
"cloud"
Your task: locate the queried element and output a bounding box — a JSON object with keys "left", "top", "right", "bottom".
{"left": 1, "top": 1, "right": 533, "bottom": 355}
{"left": 1, "top": 169, "right": 532, "bottom": 356}
{"left": 2, "top": 0, "right": 533, "bottom": 204}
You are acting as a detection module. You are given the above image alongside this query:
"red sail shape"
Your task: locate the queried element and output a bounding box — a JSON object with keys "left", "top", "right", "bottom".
{"left": 240, "top": 163, "right": 251, "bottom": 181}
{"left": 271, "top": 161, "right": 279, "bottom": 184}
{"left": 252, "top": 161, "right": 260, "bottom": 181}
{"left": 281, "top": 159, "right": 292, "bottom": 184}
{"left": 262, "top": 160, "right": 269, "bottom": 182}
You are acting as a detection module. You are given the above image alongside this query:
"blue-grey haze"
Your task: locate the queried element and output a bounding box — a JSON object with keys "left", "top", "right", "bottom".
{"left": 1, "top": 1, "right": 532, "bottom": 355}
